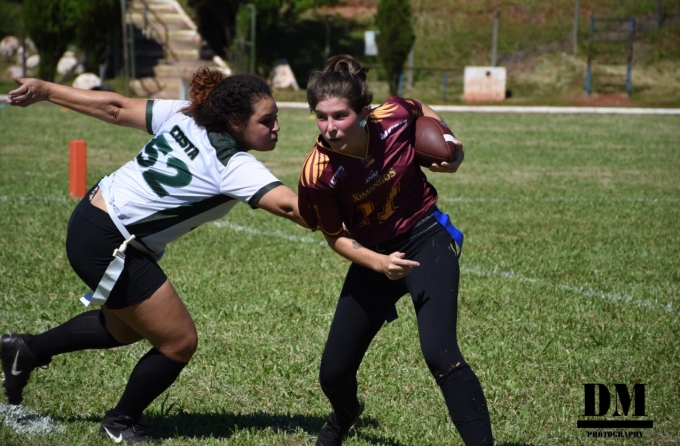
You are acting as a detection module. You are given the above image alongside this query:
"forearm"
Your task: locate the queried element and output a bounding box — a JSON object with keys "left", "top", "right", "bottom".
{"left": 257, "top": 185, "right": 309, "bottom": 228}
{"left": 325, "top": 234, "right": 383, "bottom": 271}
{"left": 8, "top": 78, "right": 148, "bottom": 131}
{"left": 416, "top": 99, "right": 443, "bottom": 121}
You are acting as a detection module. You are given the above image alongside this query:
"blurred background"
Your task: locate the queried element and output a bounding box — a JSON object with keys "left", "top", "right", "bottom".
{"left": 1, "top": 0, "right": 678, "bottom": 106}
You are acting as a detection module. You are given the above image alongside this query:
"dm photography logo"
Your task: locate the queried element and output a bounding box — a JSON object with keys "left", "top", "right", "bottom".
{"left": 577, "top": 383, "right": 653, "bottom": 440}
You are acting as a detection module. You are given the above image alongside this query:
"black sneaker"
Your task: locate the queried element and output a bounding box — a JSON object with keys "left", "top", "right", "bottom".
{"left": 316, "top": 398, "right": 365, "bottom": 446}
{"left": 100, "top": 414, "right": 160, "bottom": 444}
{"left": 1, "top": 334, "right": 38, "bottom": 405}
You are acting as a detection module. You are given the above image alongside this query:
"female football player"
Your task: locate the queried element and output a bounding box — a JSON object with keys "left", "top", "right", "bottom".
{"left": 3, "top": 68, "right": 305, "bottom": 444}
{"left": 298, "top": 54, "right": 493, "bottom": 446}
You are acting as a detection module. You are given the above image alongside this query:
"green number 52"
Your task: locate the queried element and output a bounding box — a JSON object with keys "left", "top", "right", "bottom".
{"left": 136, "top": 135, "right": 192, "bottom": 198}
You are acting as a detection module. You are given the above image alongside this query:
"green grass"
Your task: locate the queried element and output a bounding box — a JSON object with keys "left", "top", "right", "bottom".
{"left": 0, "top": 104, "right": 679, "bottom": 445}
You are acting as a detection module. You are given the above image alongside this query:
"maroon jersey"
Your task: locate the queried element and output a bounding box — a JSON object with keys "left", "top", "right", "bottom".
{"left": 298, "top": 96, "right": 438, "bottom": 247}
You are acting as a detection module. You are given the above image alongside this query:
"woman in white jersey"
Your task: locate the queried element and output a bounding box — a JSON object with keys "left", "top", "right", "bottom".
{"left": 2, "top": 68, "right": 305, "bottom": 444}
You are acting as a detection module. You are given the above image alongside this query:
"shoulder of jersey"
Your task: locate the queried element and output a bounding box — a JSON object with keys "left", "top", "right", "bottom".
{"left": 300, "top": 146, "right": 330, "bottom": 187}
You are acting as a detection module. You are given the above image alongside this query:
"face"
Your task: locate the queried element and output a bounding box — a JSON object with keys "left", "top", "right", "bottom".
{"left": 237, "top": 95, "right": 280, "bottom": 152}
{"left": 314, "top": 97, "right": 368, "bottom": 154}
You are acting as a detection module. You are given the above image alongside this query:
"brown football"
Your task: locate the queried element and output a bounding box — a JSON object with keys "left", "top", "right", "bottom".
{"left": 414, "top": 116, "right": 459, "bottom": 167}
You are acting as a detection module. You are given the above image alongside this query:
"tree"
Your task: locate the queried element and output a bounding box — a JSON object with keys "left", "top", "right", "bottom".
{"left": 375, "top": 0, "right": 414, "bottom": 96}
{"left": 23, "top": 0, "right": 78, "bottom": 81}
{"left": 74, "top": 0, "right": 120, "bottom": 72}
{"left": 0, "top": 0, "right": 23, "bottom": 39}
{"left": 188, "top": 0, "right": 339, "bottom": 71}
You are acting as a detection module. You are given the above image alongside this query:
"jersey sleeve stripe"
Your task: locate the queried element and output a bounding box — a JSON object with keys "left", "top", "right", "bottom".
{"left": 300, "top": 149, "right": 328, "bottom": 188}
{"left": 145, "top": 100, "right": 154, "bottom": 134}
{"left": 247, "top": 180, "right": 284, "bottom": 208}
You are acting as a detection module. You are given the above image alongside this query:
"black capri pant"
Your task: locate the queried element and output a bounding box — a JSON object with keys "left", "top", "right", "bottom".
{"left": 319, "top": 216, "right": 465, "bottom": 397}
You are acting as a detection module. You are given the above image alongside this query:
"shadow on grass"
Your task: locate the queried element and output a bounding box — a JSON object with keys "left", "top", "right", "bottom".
{"left": 148, "top": 411, "right": 409, "bottom": 444}
{"left": 53, "top": 411, "right": 531, "bottom": 445}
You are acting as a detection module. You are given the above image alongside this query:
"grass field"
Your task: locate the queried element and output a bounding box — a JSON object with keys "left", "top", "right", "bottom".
{"left": 0, "top": 103, "right": 678, "bottom": 445}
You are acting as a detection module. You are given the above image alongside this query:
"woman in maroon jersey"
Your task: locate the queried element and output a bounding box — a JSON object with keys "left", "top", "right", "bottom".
{"left": 298, "top": 54, "right": 494, "bottom": 446}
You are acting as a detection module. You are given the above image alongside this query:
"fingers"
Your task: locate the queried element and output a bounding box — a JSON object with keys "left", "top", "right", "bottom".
{"left": 384, "top": 251, "right": 420, "bottom": 280}
{"left": 7, "top": 78, "right": 38, "bottom": 107}
{"left": 425, "top": 139, "right": 464, "bottom": 173}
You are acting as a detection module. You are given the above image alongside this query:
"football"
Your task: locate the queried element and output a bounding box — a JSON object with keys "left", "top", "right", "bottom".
{"left": 414, "top": 116, "right": 461, "bottom": 167}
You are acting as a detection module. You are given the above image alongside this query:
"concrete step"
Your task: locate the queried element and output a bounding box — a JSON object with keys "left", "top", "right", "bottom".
{"left": 127, "top": 0, "right": 225, "bottom": 100}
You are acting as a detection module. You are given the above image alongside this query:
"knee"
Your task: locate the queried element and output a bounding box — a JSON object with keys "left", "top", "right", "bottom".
{"left": 421, "top": 346, "right": 467, "bottom": 381}
{"left": 162, "top": 326, "right": 198, "bottom": 363}
{"left": 319, "top": 363, "right": 353, "bottom": 395}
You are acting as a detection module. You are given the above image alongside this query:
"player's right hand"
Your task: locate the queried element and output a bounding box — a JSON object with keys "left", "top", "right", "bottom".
{"left": 382, "top": 251, "right": 420, "bottom": 281}
{"left": 7, "top": 77, "right": 48, "bottom": 107}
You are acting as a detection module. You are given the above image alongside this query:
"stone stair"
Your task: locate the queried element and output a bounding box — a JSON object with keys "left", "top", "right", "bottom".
{"left": 126, "top": 0, "right": 230, "bottom": 99}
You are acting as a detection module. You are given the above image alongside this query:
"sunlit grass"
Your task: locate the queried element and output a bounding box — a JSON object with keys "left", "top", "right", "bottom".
{"left": 0, "top": 105, "right": 678, "bottom": 445}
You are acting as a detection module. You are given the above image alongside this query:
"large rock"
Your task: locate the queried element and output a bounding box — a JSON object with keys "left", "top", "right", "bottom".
{"left": 270, "top": 59, "right": 299, "bottom": 91}
{"left": 57, "top": 51, "right": 83, "bottom": 76}
{"left": 0, "top": 36, "right": 19, "bottom": 60}
{"left": 73, "top": 73, "right": 102, "bottom": 90}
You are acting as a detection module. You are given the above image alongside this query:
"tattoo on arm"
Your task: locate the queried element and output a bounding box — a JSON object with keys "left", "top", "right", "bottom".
{"left": 352, "top": 240, "right": 363, "bottom": 249}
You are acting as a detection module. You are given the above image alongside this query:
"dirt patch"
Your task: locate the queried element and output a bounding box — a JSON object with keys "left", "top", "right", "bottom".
{"left": 321, "top": 4, "right": 377, "bottom": 19}
{"left": 565, "top": 92, "right": 639, "bottom": 107}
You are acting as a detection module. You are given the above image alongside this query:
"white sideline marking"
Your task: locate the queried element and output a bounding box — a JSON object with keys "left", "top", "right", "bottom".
{"left": 275, "top": 101, "right": 680, "bottom": 115}
{"left": 463, "top": 266, "right": 678, "bottom": 316}
{"left": 4, "top": 96, "right": 678, "bottom": 114}
{"left": 214, "top": 221, "right": 677, "bottom": 316}
{"left": 0, "top": 403, "right": 66, "bottom": 436}
{"left": 212, "top": 221, "right": 325, "bottom": 245}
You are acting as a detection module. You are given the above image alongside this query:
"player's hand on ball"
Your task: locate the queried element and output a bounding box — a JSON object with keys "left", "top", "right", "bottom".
{"left": 7, "top": 77, "right": 48, "bottom": 107}
{"left": 429, "top": 139, "right": 464, "bottom": 173}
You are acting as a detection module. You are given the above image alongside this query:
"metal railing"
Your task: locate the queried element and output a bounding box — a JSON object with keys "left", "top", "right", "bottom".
{"left": 134, "top": 0, "right": 180, "bottom": 62}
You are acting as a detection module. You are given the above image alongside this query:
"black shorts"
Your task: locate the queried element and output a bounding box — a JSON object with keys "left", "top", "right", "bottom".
{"left": 65, "top": 186, "right": 167, "bottom": 309}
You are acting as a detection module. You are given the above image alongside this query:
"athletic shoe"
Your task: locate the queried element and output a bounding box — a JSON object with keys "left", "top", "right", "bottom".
{"left": 0, "top": 334, "right": 38, "bottom": 405}
{"left": 100, "top": 414, "right": 160, "bottom": 444}
{"left": 316, "top": 398, "right": 365, "bottom": 446}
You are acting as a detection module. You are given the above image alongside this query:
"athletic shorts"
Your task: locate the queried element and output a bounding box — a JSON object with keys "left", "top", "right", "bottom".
{"left": 65, "top": 185, "right": 167, "bottom": 309}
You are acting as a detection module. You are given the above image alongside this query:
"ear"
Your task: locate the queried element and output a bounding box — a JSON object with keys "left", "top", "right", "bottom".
{"left": 360, "top": 106, "right": 370, "bottom": 120}
{"left": 228, "top": 119, "right": 243, "bottom": 135}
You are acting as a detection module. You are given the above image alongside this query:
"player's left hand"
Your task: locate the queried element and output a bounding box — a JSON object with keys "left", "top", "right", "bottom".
{"left": 429, "top": 140, "right": 464, "bottom": 173}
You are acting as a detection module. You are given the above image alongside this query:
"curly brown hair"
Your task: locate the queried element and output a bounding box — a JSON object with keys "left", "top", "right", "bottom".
{"left": 182, "top": 67, "right": 273, "bottom": 133}
{"left": 306, "top": 54, "right": 373, "bottom": 114}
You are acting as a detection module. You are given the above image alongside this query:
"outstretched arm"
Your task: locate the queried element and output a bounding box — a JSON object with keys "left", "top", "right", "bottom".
{"left": 323, "top": 232, "right": 420, "bottom": 280}
{"left": 255, "top": 185, "right": 309, "bottom": 228}
{"left": 7, "top": 77, "right": 149, "bottom": 132}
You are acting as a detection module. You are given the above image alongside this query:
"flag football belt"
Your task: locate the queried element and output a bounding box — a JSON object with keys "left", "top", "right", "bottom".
{"left": 385, "top": 206, "right": 464, "bottom": 323}
{"left": 80, "top": 184, "right": 159, "bottom": 307}
{"left": 433, "top": 206, "right": 464, "bottom": 256}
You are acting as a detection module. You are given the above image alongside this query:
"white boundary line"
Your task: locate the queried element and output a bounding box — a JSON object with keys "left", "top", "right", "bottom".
{"left": 0, "top": 195, "right": 673, "bottom": 315}
{"left": 211, "top": 221, "right": 678, "bottom": 316}
{"left": 275, "top": 101, "right": 680, "bottom": 115}
{"left": 4, "top": 96, "right": 679, "bottom": 115}
{"left": 0, "top": 403, "right": 65, "bottom": 436}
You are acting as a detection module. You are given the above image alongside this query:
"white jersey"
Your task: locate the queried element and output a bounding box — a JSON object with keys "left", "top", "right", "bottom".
{"left": 99, "top": 99, "right": 282, "bottom": 259}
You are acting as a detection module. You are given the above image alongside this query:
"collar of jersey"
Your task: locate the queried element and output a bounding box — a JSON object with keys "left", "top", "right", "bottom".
{"left": 208, "top": 130, "right": 246, "bottom": 166}
{"left": 316, "top": 126, "right": 369, "bottom": 160}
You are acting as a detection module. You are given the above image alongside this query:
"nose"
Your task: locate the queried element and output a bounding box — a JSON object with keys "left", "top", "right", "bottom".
{"left": 325, "top": 117, "right": 337, "bottom": 133}
{"left": 273, "top": 119, "right": 280, "bottom": 132}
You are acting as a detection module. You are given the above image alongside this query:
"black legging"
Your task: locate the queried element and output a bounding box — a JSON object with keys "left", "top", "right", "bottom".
{"left": 319, "top": 222, "right": 494, "bottom": 445}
